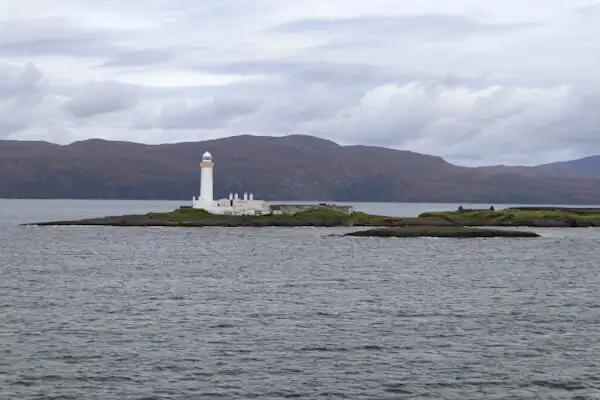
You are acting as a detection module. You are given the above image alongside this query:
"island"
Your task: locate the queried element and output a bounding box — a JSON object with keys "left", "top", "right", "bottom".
{"left": 27, "top": 206, "right": 600, "bottom": 228}
{"left": 343, "top": 226, "right": 540, "bottom": 238}
{"left": 27, "top": 205, "right": 577, "bottom": 238}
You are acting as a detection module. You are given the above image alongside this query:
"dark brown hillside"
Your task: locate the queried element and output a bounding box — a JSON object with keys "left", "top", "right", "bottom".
{"left": 2, "top": 134, "right": 600, "bottom": 203}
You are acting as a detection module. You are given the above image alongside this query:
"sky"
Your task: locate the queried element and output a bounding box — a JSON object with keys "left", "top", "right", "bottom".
{"left": 0, "top": 0, "right": 599, "bottom": 166}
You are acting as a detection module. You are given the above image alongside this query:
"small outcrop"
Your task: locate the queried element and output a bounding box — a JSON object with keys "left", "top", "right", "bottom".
{"left": 343, "top": 226, "right": 540, "bottom": 238}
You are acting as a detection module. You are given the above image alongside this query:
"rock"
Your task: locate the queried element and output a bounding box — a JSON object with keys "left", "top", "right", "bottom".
{"left": 343, "top": 226, "right": 540, "bottom": 238}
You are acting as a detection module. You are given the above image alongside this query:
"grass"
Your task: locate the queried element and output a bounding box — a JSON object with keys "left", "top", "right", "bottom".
{"left": 35, "top": 204, "right": 600, "bottom": 228}
{"left": 139, "top": 207, "right": 412, "bottom": 226}
{"left": 105, "top": 205, "right": 600, "bottom": 227}
{"left": 151, "top": 207, "right": 356, "bottom": 219}
{"left": 292, "top": 208, "right": 348, "bottom": 221}
{"left": 146, "top": 207, "right": 213, "bottom": 218}
{"left": 419, "top": 207, "right": 600, "bottom": 223}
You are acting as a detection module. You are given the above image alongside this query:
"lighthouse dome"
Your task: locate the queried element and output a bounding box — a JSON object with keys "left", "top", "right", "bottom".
{"left": 202, "top": 151, "right": 212, "bottom": 161}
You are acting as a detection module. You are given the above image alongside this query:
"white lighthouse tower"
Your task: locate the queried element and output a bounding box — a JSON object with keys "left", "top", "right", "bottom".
{"left": 199, "top": 151, "right": 214, "bottom": 203}
{"left": 191, "top": 150, "right": 271, "bottom": 215}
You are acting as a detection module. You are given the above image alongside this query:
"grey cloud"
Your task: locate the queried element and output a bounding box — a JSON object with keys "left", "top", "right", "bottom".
{"left": 0, "top": 63, "right": 48, "bottom": 138}
{"left": 201, "top": 60, "right": 305, "bottom": 75}
{"left": 0, "top": 63, "right": 43, "bottom": 99}
{"left": 199, "top": 60, "right": 409, "bottom": 87}
{"left": 0, "top": 114, "right": 30, "bottom": 137}
{"left": 0, "top": 17, "right": 124, "bottom": 57}
{"left": 230, "top": 88, "right": 358, "bottom": 134}
{"left": 539, "top": 89, "right": 600, "bottom": 147}
{"left": 573, "top": 2, "right": 600, "bottom": 15}
{"left": 100, "top": 49, "right": 178, "bottom": 68}
{"left": 177, "top": 1, "right": 266, "bottom": 20}
{"left": 63, "top": 81, "right": 140, "bottom": 118}
{"left": 275, "top": 103, "right": 347, "bottom": 124}
{"left": 270, "top": 14, "right": 537, "bottom": 41}
{"left": 281, "top": 62, "right": 391, "bottom": 87}
{"left": 150, "top": 98, "right": 260, "bottom": 130}
{"left": 200, "top": 59, "right": 510, "bottom": 94}
{"left": 162, "top": 0, "right": 271, "bottom": 29}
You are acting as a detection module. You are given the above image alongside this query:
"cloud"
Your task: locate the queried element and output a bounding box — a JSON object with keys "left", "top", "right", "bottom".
{"left": 573, "top": 2, "right": 600, "bottom": 16}
{"left": 150, "top": 98, "right": 260, "bottom": 130}
{"left": 270, "top": 14, "right": 536, "bottom": 42}
{"left": 198, "top": 60, "right": 401, "bottom": 88}
{"left": 63, "top": 81, "right": 140, "bottom": 118}
{"left": 100, "top": 49, "right": 178, "bottom": 68}
{"left": 0, "top": 0, "right": 599, "bottom": 166}
{"left": 0, "top": 17, "right": 124, "bottom": 57}
{"left": 0, "top": 63, "right": 47, "bottom": 138}
{"left": 0, "top": 62, "right": 43, "bottom": 99}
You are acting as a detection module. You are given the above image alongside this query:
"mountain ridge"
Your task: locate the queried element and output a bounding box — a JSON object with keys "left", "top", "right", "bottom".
{"left": 1, "top": 134, "right": 600, "bottom": 203}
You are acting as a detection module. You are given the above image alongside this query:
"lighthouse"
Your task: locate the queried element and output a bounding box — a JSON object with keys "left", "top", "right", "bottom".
{"left": 199, "top": 151, "right": 214, "bottom": 203}
{"left": 191, "top": 150, "right": 270, "bottom": 215}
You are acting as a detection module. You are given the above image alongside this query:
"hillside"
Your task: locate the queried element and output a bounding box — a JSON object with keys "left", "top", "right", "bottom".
{"left": 477, "top": 155, "right": 600, "bottom": 178}
{"left": 535, "top": 155, "right": 600, "bottom": 175}
{"left": 1, "top": 134, "right": 600, "bottom": 204}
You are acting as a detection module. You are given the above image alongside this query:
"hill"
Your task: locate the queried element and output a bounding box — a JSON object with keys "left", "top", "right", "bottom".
{"left": 2, "top": 134, "right": 600, "bottom": 204}
{"left": 535, "top": 155, "right": 600, "bottom": 175}
{"left": 477, "top": 155, "right": 600, "bottom": 178}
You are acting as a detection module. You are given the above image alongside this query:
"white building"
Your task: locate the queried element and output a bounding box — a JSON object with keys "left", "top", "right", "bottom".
{"left": 192, "top": 151, "right": 271, "bottom": 215}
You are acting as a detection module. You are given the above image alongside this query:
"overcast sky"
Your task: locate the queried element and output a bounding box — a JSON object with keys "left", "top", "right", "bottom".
{"left": 1, "top": 0, "right": 599, "bottom": 166}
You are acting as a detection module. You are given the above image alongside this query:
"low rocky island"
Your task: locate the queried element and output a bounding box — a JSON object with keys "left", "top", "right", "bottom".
{"left": 343, "top": 226, "right": 540, "bottom": 238}
{"left": 27, "top": 205, "right": 600, "bottom": 229}
{"left": 32, "top": 206, "right": 597, "bottom": 237}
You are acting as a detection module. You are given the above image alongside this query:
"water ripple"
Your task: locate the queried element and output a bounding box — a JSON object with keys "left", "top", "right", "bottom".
{"left": 2, "top": 217, "right": 600, "bottom": 399}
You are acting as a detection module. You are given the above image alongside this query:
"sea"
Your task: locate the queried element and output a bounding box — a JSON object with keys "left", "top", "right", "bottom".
{"left": 1, "top": 199, "right": 600, "bottom": 399}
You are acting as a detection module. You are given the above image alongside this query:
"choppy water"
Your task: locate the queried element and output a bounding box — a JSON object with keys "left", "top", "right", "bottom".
{"left": 2, "top": 200, "right": 600, "bottom": 399}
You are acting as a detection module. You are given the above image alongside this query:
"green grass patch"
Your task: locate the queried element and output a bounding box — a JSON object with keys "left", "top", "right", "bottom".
{"left": 419, "top": 208, "right": 600, "bottom": 223}
{"left": 293, "top": 208, "right": 347, "bottom": 219}
{"left": 147, "top": 207, "right": 214, "bottom": 218}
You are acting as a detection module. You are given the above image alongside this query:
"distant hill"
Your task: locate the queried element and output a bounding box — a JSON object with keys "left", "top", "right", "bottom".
{"left": 535, "top": 155, "right": 600, "bottom": 175}
{"left": 478, "top": 155, "right": 600, "bottom": 177}
{"left": 1, "top": 134, "right": 600, "bottom": 204}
